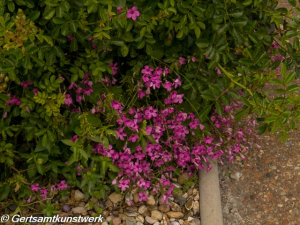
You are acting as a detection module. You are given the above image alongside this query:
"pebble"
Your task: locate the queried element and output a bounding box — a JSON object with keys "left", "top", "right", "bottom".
{"left": 193, "top": 201, "right": 200, "bottom": 215}
{"left": 185, "top": 199, "right": 194, "bottom": 210}
{"left": 125, "top": 210, "right": 139, "bottom": 217}
{"left": 112, "top": 217, "right": 121, "bottom": 225}
{"left": 190, "top": 218, "right": 201, "bottom": 225}
{"left": 146, "top": 216, "right": 158, "bottom": 224}
{"left": 136, "top": 215, "right": 144, "bottom": 223}
{"left": 126, "top": 217, "right": 136, "bottom": 225}
{"left": 230, "top": 171, "right": 242, "bottom": 181}
{"left": 170, "top": 222, "right": 180, "bottom": 225}
{"left": 167, "top": 212, "right": 184, "bottom": 219}
{"left": 72, "top": 206, "right": 86, "bottom": 214}
{"left": 137, "top": 222, "right": 143, "bottom": 225}
{"left": 138, "top": 205, "right": 149, "bottom": 214}
{"left": 176, "top": 196, "right": 187, "bottom": 206}
{"left": 74, "top": 190, "right": 85, "bottom": 201}
{"left": 170, "top": 202, "right": 181, "bottom": 212}
{"left": 158, "top": 204, "right": 170, "bottom": 213}
{"left": 151, "top": 210, "right": 163, "bottom": 220}
{"left": 108, "top": 192, "right": 123, "bottom": 204}
{"left": 147, "top": 195, "right": 156, "bottom": 206}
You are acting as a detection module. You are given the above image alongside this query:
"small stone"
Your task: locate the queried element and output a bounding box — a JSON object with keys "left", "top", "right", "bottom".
{"left": 278, "top": 204, "right": 284, "bottom": 207}
{"left": 139, "top": 205, "right": 149, "bottom": 214}
{"left": 105, "top": 199, "right": 113, "bottom": 208}
{"left": 158, "top": 204, "right": 170, "bottom": 213}
{"left": 147, "top": 195, "right": 156, "bottom": 206}
{"left": 192, "top": 201, "right": 199, "bottom": 215}
{"left": 193, "top": 193, "right": 199, "bottom": 201}
{"left": 187, "top": 189, "right": 193, "bottom": 196}
{"left": 170, "top": 202, "right": 181, "bottom": 212}
{"left": 74, "top": 190, "right": 85, "bottom": 201}
{"left": 109, "top": 192, "right": 123, "bottom": 204}
{"left": 72, "top": 207, "right": 87, "bottom": 214}
{"left": 125, "top": 210, "right": 139, "bottom": 217}
{"left": 62, "top": 204, "right": 71, "bottom": 213}
{"left": 8, "top": 204, "right": 18, "bottom": 211}
{"left": 136, "top": 215, "right": 144, "bottom": 223}
{"left": 185, "top": 199, "right": 194, "bottom": 210}
{"left": 188, "top": 217, "right": 194, "bottom": 221}
{"left": 230, "top": 171, "right": 242, "bottom": 181}
{"left": 182, "top": 193, "right": 188, "bottom": 199}
{"left": 106, "top": 216, "right": 112, "bottom": 222}
{"left": 154, "top": 222, "right": 160, "bottom": 225}
{"left": 133, "top": 192, "right": 140, "bottom": 203}
{"left": 126, "top": 217, "right": 136, "bottom": 225}
{"left": 190, "top": 218, "right": 201, "bottom": 225}
{"left": 178, "top": 173, "right": 190, "bottom": 185}
{"left": 112, "top": 217, "right": 121, "bottom": 225}
{"left": 172, "top": 183, "right": 182, "bottom": 189}
{"left": 151, "top": 210, "right": 163, "bottom": 220}
{"left": 192, "top": 189, "right": 197, "bottom": 196}
{"left": 137, "top": 222, "right": 143, "bottom": 225}
{"left": 102, "top": 222, "right": 108, "bottom": 225}
{"left": 170, "top": 222, "right": 180, "bottom": 225}
{"left": 179, "top": 219, "right": 184, "bottom": 224}
{"left": 146, "top": 216, "right": 158, "bottom": 224}
{"left": 166, "top": 212, "right": 184, "bottom": 219}
{"left": 176, "top": 196, "right": 187, "bottom": 206}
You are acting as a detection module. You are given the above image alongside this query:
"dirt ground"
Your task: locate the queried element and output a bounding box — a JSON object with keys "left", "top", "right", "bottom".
{"left": 220, "top": 2, "right": 300, "bottom": 224}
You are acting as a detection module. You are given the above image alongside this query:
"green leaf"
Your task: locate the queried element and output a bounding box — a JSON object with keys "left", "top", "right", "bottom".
{"left": 0, "top": 185, "right": 10, "bottom": 202}
{"left": 199, "top": 105, "right": 212, "bottom": 122}
{"left": 286, "top": 84, "right": 299, "bottom": 92}
{"left": 42, "top": 134, "right": 48, "bottom": 147}
{"left": 109, "top": 38, "right": 125, "bottom": 46}
{"left": 43, "top": 35, "right": 53, "bottom": 46}
{"left": 234, "top": 108, "right": 248, "bottom": 120}
{"left": 87, "top": 113, "right": 102, "bottom": 127}
{"left": 216, "top": 101, "right": 223, "bottom": 115}
{"left": 288, "top": 0, "right": 296, "bottom": 6}
{"left": 121, "top": 44, "right": 129, "bottom": 57}
{"left": 70, "top": 38, "right": 78, "bottom": 52}
{"left": 238, "top": 58, "right": 253, "bottom": 66}
{"left": 0, "top": 94, "right": 10, "bottom": 102}
{"left": 61, "top": 139, "right": 74, "bottom": 146}
{"left": 285, "top": 72, "right": 295, "bottom": 85}
{"left": 80, "top": 148, "right": 88, "bottom": 160}
{"left": 194, "top": 26, "right": 200, "bottom": 39}
{"left": 43, "top": 7, "right": 56, "bottom": 20}
{"left": 52, "top": 17, "right": 65, "bottom": 24}
{"left": 69, "top": 21, "right": 77, "bottom": 32}
{"left": 8, "top": 2, "right": 15, "bottom": 12}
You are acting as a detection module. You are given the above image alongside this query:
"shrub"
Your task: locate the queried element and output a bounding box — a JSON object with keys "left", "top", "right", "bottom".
{"left": 0, "top": 0, "right": 300, "bottom": 207}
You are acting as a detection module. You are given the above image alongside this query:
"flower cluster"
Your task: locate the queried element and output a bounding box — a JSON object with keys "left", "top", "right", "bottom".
{"left": 89, "top": 65, "right": 259, "bottom": 204}
{"left": 29, "top": 180, "right": 68, "bottom": 201}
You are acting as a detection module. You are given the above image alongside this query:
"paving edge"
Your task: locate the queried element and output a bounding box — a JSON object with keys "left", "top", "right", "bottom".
{"left": 199, "top": 159, "right": 224, "bottom": 225}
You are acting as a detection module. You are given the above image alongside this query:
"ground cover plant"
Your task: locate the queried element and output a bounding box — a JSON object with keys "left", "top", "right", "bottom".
{"left": 1, "top": 0, "right": 300, "bottom": 215}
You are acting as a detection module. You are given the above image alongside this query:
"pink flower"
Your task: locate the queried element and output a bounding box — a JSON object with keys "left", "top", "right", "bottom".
{"left": 57, "top": 180, "right": 68, "bottom": 190}
{"left": 128, "top": 134, "right": 139, "bottom": 143}
{"left": 33, "top": 88, "right": 38, "bottom": 96}
{"left": 138, "top": 89, "right": 145, "bottom": 98}
{"left": 178, "top": 57, "right": 186, "bottom": 65}
{"left": 204, "top": 137, "right": 213, "bottom": 144}
{"left": 27, "top": 196, "right": 31, "bottom": 203}
{"left": 70, "top": 135, "right": 78, "bottom": 142}
{"left": 117, "top": 6, "right": 123, "bottom": 14}
{"left": 30, "top": 183, "right": 40, "bottom": 192}
{"left": 65, "top": 94, "right": 73, "bottom": 106}
{"left": 118, "top": 179, "right": 130, "bottom": 191}
{"left": 127, "top": 6, "right": 140, "bottom": 21}
{"left": 89, "top": 37, "right": 94, "bottom": 42}
{"left": 20, "top": 81, "right": 33, "bottom": 89}
{"left": 2, "top": 111, "right": 7, "bottom": 119}
{"left": 138, "top": 192, "right": 149, "bottom": 202}
{"left": 83, "top": 88, "right": 94, "bottom": 96}
{"left": 215, "top": 67, "right": 222, "bottom": 75}
{"left": 163, "top": 81, "right": 173, "bottom": 92}
{"left": 192, "top": 57, "right": 197, "bottom": 62}
{"left": 67, "top": 35, "right": 74, "bottom": 41}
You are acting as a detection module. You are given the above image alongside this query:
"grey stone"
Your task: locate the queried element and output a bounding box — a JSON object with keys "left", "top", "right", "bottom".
{"left": 74, "top": 190, "right": 85, "bottom": 201}
{"left": 125, "top": 217, "right": 136, "bottom": 225}
{"left": 72, "top": 206, "right": 87, "bottom": 214}
{"left": 176, "top": 196, "right": 187, "bottom": 206}
{"left": 145, "top": 216, "right": 158, "bottom": 224}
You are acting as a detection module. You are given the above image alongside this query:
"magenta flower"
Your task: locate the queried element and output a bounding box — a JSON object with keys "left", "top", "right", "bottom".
{"left": 30, "top": 183, "right": 41, "bottom": 192}
{"left": 215, "top": 68, "right": 222, "bottom": 75}
{"left": 138, "top": 192, "right": 149, "bottom": 202}
{"left": 178, "top": 57, "right": 186, "bottom": 65}
{"left": 67, "top": 35, "right": 74, "bottom": 41}
{"left": 128, "top": 134, "right": 139, "bottom": 143}
{"left": 57, "top": 180, "right": 68, "bottom": 190}
{"left": 83, "top": 88, "right": 94, "bottom": 96}
{"left": 127, "top": 6, "right": 140, "bottom": 21}
{"left": 20, "top": 81, "right": 33, "bottom": 89}
{"left": 118, "top": 179, "right": 130, "bottom": 191}
{"left": 117, "top": 6, "right": 123, "bottom": 14}
{"left": 88, "top": 37, "right": 94, "bottom": 42}
{"left": 70, "top": 135, "right": 78, "bottom": 142}
{"left": 204, "top": 137, "right": 213, "bottom": 144}
{"left": 64, "top": 94, "right": 73, "bottom": 106}
{"left": 32, "top": 88, "right": 38, "bottom": 96}
{"left": 192, "top": 57, "right": 197, "bottom": 62}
